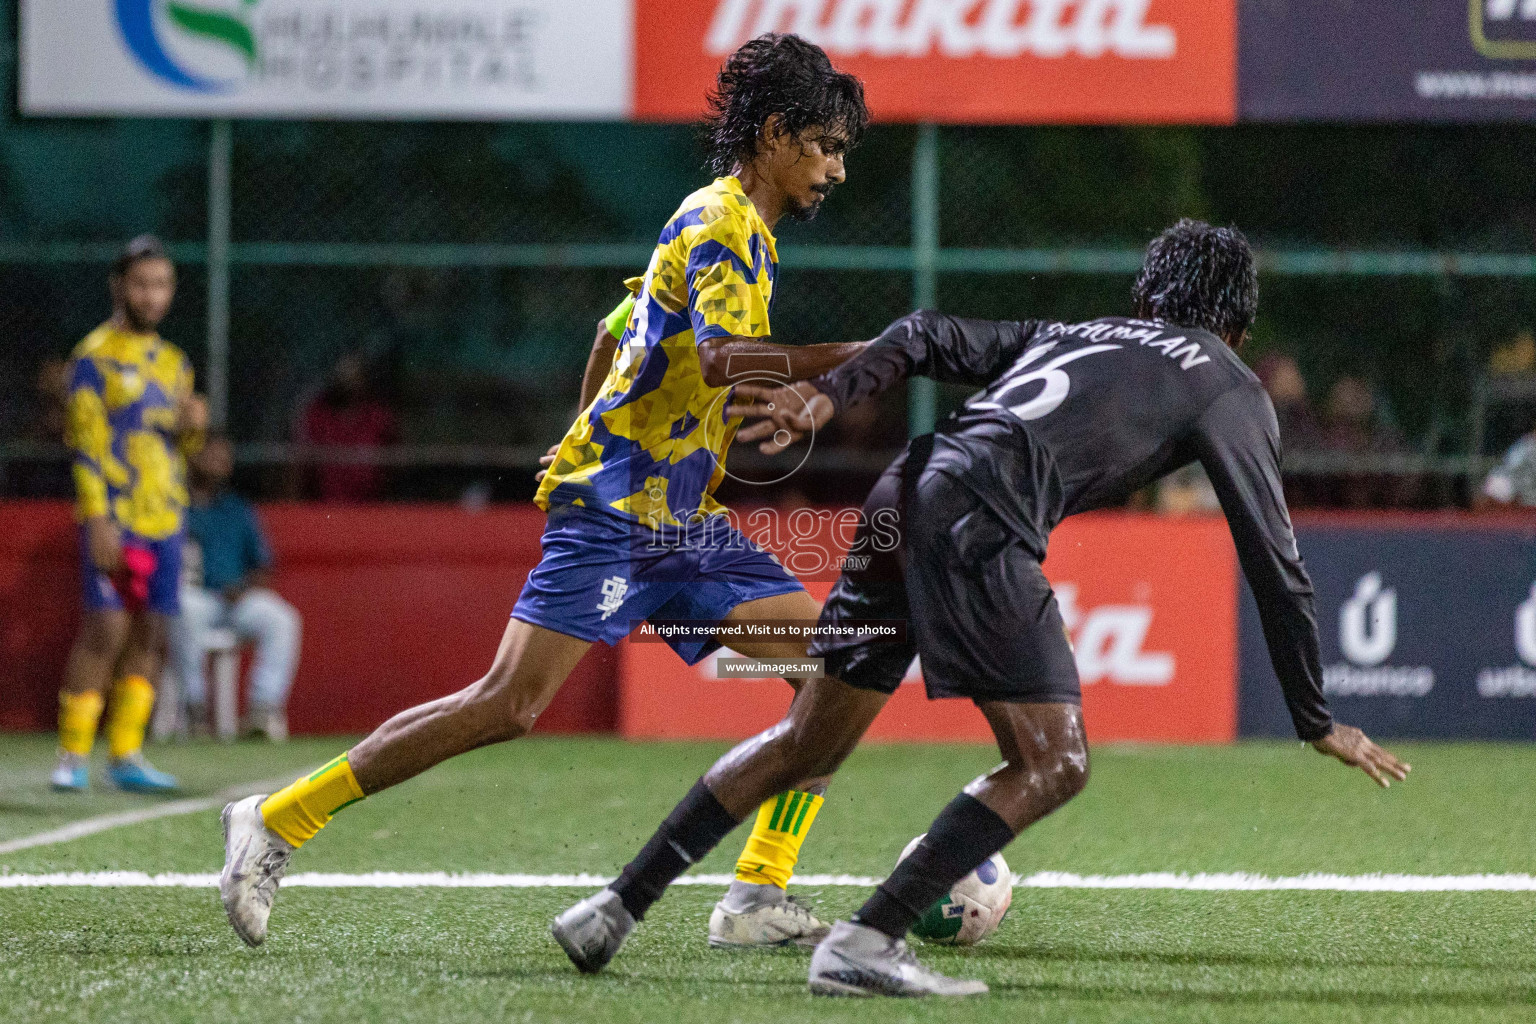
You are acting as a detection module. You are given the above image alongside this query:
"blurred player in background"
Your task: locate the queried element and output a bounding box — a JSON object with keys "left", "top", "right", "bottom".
{"left": 52, "top": 235, "right": 207, "bottom": 793}
{"left": 555, "top": 220, "right": 1410, "bottom": 995}
{"left": 219, "top": 33, "right": 871, "bottom": 952}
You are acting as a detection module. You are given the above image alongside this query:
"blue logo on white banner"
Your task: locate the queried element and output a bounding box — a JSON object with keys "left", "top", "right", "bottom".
{"left": 1240, "top": 527, "right": 1536, "bottom": 739}
{"left": 115, "top": 0, "right": 254, "bottom": 93}
{"left": 21, "top": 0, "right": 630, "bottom": 119}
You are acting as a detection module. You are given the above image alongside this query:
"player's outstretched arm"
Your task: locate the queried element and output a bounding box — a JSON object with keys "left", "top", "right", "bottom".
{"left": 697, "top": 335, "right": 867, "bottom": 389}
{"left": 1311, "top": 724, "right": 1411, "bottom": 788}
{"left": 724, "top": 310, "right": 1037, "bottom": 453}
{"left": 1195, "top": 384, "right": 1412, "bottom": 788}
{"left": 804, "top": 310, "right": 1034, "bottom": 415}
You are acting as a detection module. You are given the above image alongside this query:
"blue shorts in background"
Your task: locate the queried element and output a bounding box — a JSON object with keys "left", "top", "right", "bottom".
{"left": 512, "top": 504, "right": 804, "bottom": 664}
{"left": 80, "top": 530, "right": 183, "bottom": 616}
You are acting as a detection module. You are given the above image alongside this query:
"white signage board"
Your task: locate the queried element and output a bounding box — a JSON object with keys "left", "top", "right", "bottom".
{"left": 20, "top": 0, "right": 631, "bottom": 119}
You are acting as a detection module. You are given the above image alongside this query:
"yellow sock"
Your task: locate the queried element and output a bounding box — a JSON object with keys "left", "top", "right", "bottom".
{"left": 261, "top": 753, "right": 366, "bottom": 848}
{"left": 58, "top": 691, "right": 105, "bottom": 756}
{"left": 105, "top": 675, "right": 156, "bottom": 759}
{"left": 733, "top": 790, "right": 825, "bottom": 889}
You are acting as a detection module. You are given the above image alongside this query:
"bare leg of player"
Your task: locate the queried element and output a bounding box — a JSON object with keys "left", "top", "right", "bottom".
{"left": 219, "top": 617, "right": 592, "bottom": 946}
{"left": 60, "top": 608, "right": 130, "bottom": 697}
{"left": 707, "top": 589, "right": 840, "bottom": 948}
{"left": 551, "top": 675, "right": 888, "bottom": 972}
{"left": 346, "top": 619, "right": 592, "bottom": 793}
{"left": 807, "top": 702, "right": 1088, "bottom": 997}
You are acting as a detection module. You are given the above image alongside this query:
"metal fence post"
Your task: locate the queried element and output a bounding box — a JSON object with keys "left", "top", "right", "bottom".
{"left": 909, "top": 122, "right": 939, "bottom": 438}
{"left": 206, "top": 119, "right": 233, "bottom": 429}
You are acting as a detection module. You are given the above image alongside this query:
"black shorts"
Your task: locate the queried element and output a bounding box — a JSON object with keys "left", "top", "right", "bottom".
{"left": 809, "top": 439, "right": 1080, "bottom": 704}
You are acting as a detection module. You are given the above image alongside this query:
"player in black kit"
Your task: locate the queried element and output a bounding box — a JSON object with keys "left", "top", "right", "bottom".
{"left": 551, "top": 220, "right": 1409, "bottom": 996}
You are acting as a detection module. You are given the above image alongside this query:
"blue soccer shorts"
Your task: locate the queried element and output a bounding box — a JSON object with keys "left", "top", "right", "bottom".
{"left": 512, "top": 503, "right": 804, "bottom": 664}
{"left": 80, "top": 529, "right": 183, "bottom": 616}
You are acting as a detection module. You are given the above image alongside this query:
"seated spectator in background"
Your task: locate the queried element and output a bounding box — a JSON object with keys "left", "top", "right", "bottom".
{"left": 170, "top": 434, "right": 302, "bottom": 741}
{"left": 1319, "top": 374, "right": 1413, "bottom": 507}
{"left": 298, "top": 352, "right": 397, "bottom": 501}
{"left": 1252, "top": 352, "right": 1326, "bottom": 506}
{"left": 1320, "top": 375, "right": 1405, "bottom": 456}
{"left": 1480, "top": 429, "right": 1536, "bottom": 508}
{"left": 1155, "top": 463, "right": 1221, "bottom": 515}
{"left": 1488, "top": 329, "right": 1536, "bottom": 378}
{"left": 5, "top": 356, "right": 74, "bottom": 498}
{"left": 1254, "top": 353, "right": 1322, "bottom": 452}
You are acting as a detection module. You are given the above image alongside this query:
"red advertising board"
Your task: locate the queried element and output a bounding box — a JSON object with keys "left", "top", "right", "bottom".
{"left": 620, "top": 512, "right": 1239, "bottom": 744}
{"left": 0, "top": 502, "right": 617, "bottom": 736}
{"left": 635, "top": 0, "right": 1237, "bottom": 124}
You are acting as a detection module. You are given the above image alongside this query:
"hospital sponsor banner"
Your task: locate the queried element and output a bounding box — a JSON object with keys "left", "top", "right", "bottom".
{"left": 1240, "top": 0, "right": 1536, "bottom": 121}
{"left": 620, "top": 512, "right": 1239, "bottom": 744}
{"left": 19, "top": 0, "right": 631, "bottom": 119}
{"left": 1239, "top": 521, "right": 1536, "bottom": 740}
{"left": 633, "top": 0, "right": 1237, "bottom": 124}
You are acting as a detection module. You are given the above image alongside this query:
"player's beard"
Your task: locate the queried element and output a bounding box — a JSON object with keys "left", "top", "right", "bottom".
{"left": 122, "top": 300, "right": 165, "bottom": 335}
{"left": 787, "top": 184, "right": 835, "bottom": 223}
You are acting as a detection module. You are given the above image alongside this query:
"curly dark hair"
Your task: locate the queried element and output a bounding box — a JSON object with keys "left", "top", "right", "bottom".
{"left": 701, "top": 33, "right": 868, "bottom": 177}
{"left": 1131, "top": 219, "right": 1258, "bottom": 344}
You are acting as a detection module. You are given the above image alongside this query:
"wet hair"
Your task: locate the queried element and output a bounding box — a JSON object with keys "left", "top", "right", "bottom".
{"left": 701, "top": 33, "right": 869, "bottom": 177}
{"left": 1131, "top": 219, "right": 1258, "bottom": 344}
{"left": 111, "top": 234, "right": 171, "bottom": 278}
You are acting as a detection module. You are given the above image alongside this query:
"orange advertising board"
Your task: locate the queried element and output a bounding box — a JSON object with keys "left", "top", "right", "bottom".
{"left": 634, "top": 0, "right": 1237, "bottom": 124}
{"left": 619, "top": 511, "right": 1239, "bottom": 744}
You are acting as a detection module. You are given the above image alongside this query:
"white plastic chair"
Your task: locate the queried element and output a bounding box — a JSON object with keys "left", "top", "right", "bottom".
{"left": 152, "top": 627, "right": 242, "bottom": 741}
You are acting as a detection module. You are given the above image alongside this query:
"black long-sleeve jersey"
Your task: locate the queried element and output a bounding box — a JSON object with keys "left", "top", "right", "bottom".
{"left": 810, "top": 311, "right": 1331, "bottom": 741}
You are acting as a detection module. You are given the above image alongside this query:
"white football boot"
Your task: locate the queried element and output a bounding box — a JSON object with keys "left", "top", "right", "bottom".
{"left": 709, "top": 889, "right": 831, "bottom": 948}
{"left": 551, "top": 888, "right": 637, "bottom": 973}
{"left": 808, "top": 920, "right": 989, "bottom": 997}
{"left": 219, "top": 794, "right": 294, "bottom": 947}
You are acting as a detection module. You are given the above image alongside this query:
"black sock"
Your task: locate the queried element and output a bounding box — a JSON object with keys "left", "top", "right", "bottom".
{"left": 610, "top": 779, "right": 743, "bottom": 921}
{"left": 853, "top": 793, "right": 1015, "bottom": 940}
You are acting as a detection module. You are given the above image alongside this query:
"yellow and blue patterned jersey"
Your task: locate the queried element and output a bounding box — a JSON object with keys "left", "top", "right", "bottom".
{"left": 536, "top": 176, "right": 778, "bottom": 528}
{"left": 66, "top": 323, "right": 196, "bottom": 541}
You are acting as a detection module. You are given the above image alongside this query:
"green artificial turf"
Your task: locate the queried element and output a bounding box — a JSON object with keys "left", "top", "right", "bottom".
{"left": 3, "top": 733, "right": 1535, "bottom": 1022}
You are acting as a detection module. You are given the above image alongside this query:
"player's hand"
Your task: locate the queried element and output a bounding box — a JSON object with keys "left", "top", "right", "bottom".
{"left": 534, "top": 442, "right": 561, "bottom": 483}
{"left": 1311, "top": 724, "right": 1411, "bottom": 788}
{"left": 727, "top": 382, "right": 836, "bottom": 454}
{"left": 179, "top": 393, "right": 209, "bottom": 435}
{"left": 86, "top": 516, "right": 124, "bottom": 575}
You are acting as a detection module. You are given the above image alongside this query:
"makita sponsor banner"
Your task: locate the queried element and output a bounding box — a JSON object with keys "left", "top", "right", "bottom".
{"left": 620, "top": 513, "right": 1238, "bottom": 743}
{"left": 1240, "top": 0, "right": 1536, "bottom": 121}
{"left": 1239, "top": 520, "right": 1536, "bottom": 740}
{"left": 633, "top": 0, "right": 1237, "bottom": 124}
{"left": 19, "top": 0, "right": 631, "bottom": 118}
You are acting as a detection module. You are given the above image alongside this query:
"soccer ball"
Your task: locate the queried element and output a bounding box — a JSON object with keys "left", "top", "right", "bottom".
{"left": 898, "top": 834, "right": 1012, "bottom": 946}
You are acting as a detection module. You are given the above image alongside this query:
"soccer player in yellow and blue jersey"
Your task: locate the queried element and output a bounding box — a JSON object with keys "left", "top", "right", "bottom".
{"left": 219, "top": 34, "right": 871, "bottom": 952}
{"left": 52, "top": 236, "right": 207, "bottom": 794}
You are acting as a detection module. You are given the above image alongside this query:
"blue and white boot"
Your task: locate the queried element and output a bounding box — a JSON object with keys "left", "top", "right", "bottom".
{"left": 50, "top": 751, "right": 89, "bottom": 792}
{"left": 106, "top": 752, "right": 180, "bottom": 793}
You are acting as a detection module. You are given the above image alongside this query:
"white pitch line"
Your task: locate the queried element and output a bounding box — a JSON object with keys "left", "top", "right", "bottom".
{"left": 0, "top": 775, "right": 304, "bottom": 856}
{"left": 5, "top": 871, "right": 1536, "bottom": 892}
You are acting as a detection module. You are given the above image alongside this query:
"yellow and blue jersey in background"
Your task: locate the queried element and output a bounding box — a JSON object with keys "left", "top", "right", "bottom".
{"left": 66, "top": 323, "right": 196, "bottom": 542}
{"left": 535, "top": 176, "right": 778, "bottom": 529}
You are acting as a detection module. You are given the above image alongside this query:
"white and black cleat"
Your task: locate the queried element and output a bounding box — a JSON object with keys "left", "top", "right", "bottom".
{"left": 709, "top": 893, "right": 830, "bottom": 948}
{"left": 551, "top": 888, "right": 636, "bottom": 974}
{"left": 218, "top": 794, "right": 294, "bottom": 947}
{"left": 808, "top": 920, "right": 989, "bottom": 997}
